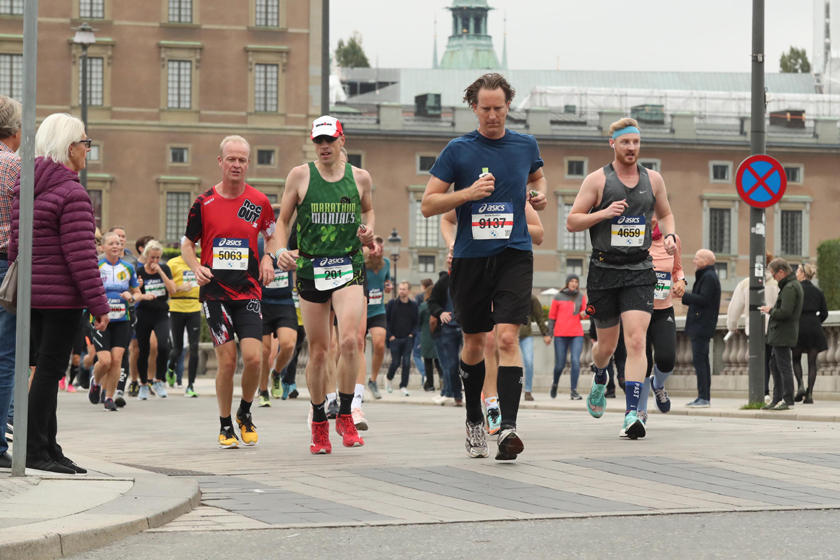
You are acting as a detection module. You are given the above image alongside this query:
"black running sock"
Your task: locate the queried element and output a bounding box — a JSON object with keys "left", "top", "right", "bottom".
{"left": 238, "top": 398, "right": 252, "bottom": 418}
{"left": 459, "top": 360, "right": 486, "bottom": 424}
{"left": 338, "top": 392, "right": 353, "bottom": 416}
{"left": 498, "top": 366, "right": 524, "bottom": 430}
{"left": 220, "top": 416, "right": 233, "bottom": 429}
{"left": 312, "top": 400, "right": 327, "bottom": 423}
{"left": 69, "top": 364, "right": 79, "bottom": 385}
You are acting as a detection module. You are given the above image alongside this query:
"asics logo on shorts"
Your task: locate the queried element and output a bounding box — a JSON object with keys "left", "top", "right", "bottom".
{"left": 247, "top": 299, "right": 262, "bottom": 315}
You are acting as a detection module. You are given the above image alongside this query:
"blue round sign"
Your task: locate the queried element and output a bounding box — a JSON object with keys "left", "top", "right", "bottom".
{"left": 735, "top": 155, "right": 787, "bottom": 209}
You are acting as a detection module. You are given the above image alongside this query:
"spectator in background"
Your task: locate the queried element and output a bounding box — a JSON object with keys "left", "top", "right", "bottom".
{"left": 0, "top": 95, "right": 20, "bottom": 469}
{"left": 413, "top": 278, "right": 432, "bottom": 387}
{"left": 726, "top": 252, "right": 779, "bottom": 403}
{"left": 385, "top": 281, "right": 419, "bottom": 396}
{"left": 793, "top": 263, "right": 827, "bottom": 404}
{"left": 680, "top": 249, "right": 721, "bottom": 408}
{"left": 520, "top": 294, "right": 550, "bottom": 401}
{"left": 548, "top": 274, "right": 587, "bottom": 400}
{"left": 418, "top": 282, "right": 443, "bottom": 391}
{"left": 761, "top": 258, "right": 804, "bottom": 411}
{"left": 9, "top": 112, "right": 110, "bottom": 473}
{"left": 428, "top": 252, "right": 464, "bottom": 407}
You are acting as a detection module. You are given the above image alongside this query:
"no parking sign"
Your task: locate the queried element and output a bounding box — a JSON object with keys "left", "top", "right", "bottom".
{"left": 735, "top": 155, "right": 787, "bottom": 208}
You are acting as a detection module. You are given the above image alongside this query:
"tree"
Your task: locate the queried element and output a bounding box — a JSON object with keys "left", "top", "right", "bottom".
{"left": 780, "top": 46, "right": 811, "bottom": 73}
{"left": 335, "top": 32, "right": 370, "bottom": 68}
{"left": 817, "top": 239, "right": 840, "bottom": 310}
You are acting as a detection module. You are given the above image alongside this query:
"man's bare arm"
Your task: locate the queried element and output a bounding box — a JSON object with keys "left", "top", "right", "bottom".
{"left": 440, "top": 210, "right": 457, "bottom": 248}
{"left": 566, "top": 171, "right": 627, "bottom": 232}
{"left": 421, "top": 174, "right": 495, "bottom": 218}
{"left": 651, "top": 172, "right": 677, "bottom": 255}
{"left": 526, "top": 169, "right": 547, "bottom": 211}
{"left": 526, "top": 204, "right": 545, "bottom": 245}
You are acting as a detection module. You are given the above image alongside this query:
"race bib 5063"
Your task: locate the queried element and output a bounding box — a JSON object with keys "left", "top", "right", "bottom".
{"left": 471, "top": 202, "right": 513, "bottom": 240}
{"left": 213, "top": 238, "right": 248, "bottom": 270}
{"left": 610, "top": 215, "right": 645, "bottom": 247}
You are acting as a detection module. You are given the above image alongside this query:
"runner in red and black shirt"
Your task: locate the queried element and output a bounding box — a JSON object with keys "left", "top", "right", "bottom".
{"left": 181, "top": 135, "right": 280, "bottom": 450}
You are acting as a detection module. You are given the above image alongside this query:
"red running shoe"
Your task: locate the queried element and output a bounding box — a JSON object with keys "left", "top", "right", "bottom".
{"left": 335, "top": 414, "right": 364, "bottom": 447}
{"left": 310, "top": 420, "right": 332, "bottom": 455}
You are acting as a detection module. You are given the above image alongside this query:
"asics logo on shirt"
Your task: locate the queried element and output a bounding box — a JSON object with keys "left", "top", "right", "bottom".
{"left": 237, "top": 199, "right": 263, "bottom": 223}
{"left": 478, "top": 203, "right": 506, "bottom": 213}
{"left": 617, "top": 216, "right": 642, "bottom": 225}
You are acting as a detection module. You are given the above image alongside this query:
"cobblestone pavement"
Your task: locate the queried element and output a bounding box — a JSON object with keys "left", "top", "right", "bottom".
{"left": 51, "top": 386, "right": 840, "bottom": 535}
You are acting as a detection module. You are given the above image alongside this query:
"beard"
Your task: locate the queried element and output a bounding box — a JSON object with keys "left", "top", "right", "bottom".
{"left": 365, "top": 253, "right": 384, "bottom": 271}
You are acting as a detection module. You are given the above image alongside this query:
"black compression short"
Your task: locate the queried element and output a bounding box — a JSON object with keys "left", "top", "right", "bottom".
{"left": 365, "top": 313, "right": 387, "bottom": 333}
{"left": 262, "top": 303, "right": 298, "bottom": 336}
{"left": 449, "top": 247, "right": 533, "bottom": 335}
{"left": 202, "top": 299, "right": 263, "bottom": 347}
{"left": 586, "top": 265, "right": 655, "bottom": 328}
{"left": 92, "top": 321, "right": 131, "bottom": 352}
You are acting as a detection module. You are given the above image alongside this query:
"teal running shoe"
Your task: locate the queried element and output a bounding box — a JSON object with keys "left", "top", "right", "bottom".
{"left": 586, "top": 374, "right": 607, "bottom": 418}
{"left": 620, "top": 410, "right": 646, "bottom": 440}
{"left": 281, "top": 381, "right": 291, "bottom": 400}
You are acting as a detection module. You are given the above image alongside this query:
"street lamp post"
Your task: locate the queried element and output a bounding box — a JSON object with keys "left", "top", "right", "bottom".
{"left": 387, "top": 228, "right": 401, "bottom": 300}
{"left": 72, "top": 22, "right": 96, "bottom": 189}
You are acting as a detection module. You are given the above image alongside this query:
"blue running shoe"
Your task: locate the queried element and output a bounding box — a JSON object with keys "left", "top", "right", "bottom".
{"left": 620, "top": 411, "right": 646, "bottom": 439}
{"left": 652, "top": 382, "right": 671, "bottom": 413}
{"left": 586, "top": 374, "right": 607, "bottom": 418}
{"left": 281, "top": 381, "right": 291, "bottom": 400}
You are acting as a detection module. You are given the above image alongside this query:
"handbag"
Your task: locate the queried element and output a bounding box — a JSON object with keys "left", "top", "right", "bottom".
{"left": 0, "top": 258, "right": 18, "bottom": 314}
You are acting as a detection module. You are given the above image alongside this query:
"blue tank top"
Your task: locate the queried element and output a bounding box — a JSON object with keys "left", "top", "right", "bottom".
{"left": 366, "top": 257, "right": 390, "bottom": 318}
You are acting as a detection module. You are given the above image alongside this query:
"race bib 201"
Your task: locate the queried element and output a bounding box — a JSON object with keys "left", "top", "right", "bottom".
{"left": 313, "top": 256, "right": 353, "bottom": 291}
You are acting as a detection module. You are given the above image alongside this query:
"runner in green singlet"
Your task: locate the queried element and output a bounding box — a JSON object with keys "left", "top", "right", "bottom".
{"left": 276, "top": 116, "right": 380, "bottom": 455}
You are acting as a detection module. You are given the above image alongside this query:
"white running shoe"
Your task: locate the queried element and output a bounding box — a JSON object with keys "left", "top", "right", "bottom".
{"left": 400, "top": 387, "right": 410, "bottom": 397}
{"left": 385, "top": 379, "right": 393, "bottom": 393}
{"left": 351, "top": 407, "right": 368, "bottom": 431}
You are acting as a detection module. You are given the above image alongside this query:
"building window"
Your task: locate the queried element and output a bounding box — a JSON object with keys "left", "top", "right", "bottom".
{"left": 709, "top": 208, "right": 731, "bottom": 255}
{"left": 88, "top": 145, "right": 101, "bottom": 162}
{"left": 566, "top": 258, "right": 583, "bottom": 277}
{"left": 89, "top": 189, "right": 103, "bottom": 228}
{"left": 266, "top": 193, "right": 278, "bottom": 205}
{"left": 640, "top": 159, "right": 660, "bottom": 172}
{"left": 167, "top": 60, "right": 192, "bottom": 109}
{"left": 784, "top": 165, "right": 803, "bottom": 184}
{"left": 254, "top": 63, "right": 278, "bottom": 113}
{"left": 168, "top": 0, "right": 192, "bottom": 23}
{"left": 0, "top": 54, "right": 22, "bottom": 100}
{"left": 0, "top": 0, "right": 23, "bottom": 16}
{"left": 257, "top": 149, "right": 275, "bottom": 166}
{"left": 780, "top": 210, "right": 803, "bottom": 256}
{"left": 563, "top": 203, "right": 586, "bottom": 251}
{"left": 418, "top": 255, "right": 435, "bottom": 273}
{"left": 710, "top": 162, "right": 732, "bottom": 183}
{"left": 80, "top": 0, "right": 105, "bottom": 19}
{"left": 169, "top": 147, "right": 189, "bottom": 164}
{"left": 79, "top": 57, "right": 104, "bottom": 107}
{"left": 413, "top": 200, "right": 439, "bottom": 247}
{"left": 255, "top": 0, "right": 279, "bottom": 27}
{"left": 417, "top": 155, "right": 437, "bottom": 174}
{"left": 346, "top": 153, "right": 362, "bottom": 168}
{"left": 715, "top": 262, "right": 729, "bottom": 281}
{"left": 166, "top": 192, "right": 191, "bottom": 240}
{"left": 566, "top": 159, "right": 586, "bottom": 178}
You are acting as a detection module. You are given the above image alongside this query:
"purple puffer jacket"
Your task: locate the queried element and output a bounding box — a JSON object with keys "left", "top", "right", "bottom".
{"left": 9, "top": 157, "right": 109, "bottom": 316}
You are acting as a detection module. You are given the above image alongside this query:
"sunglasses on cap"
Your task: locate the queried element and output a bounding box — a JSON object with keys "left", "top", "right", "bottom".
{"left": 312, "top": 135, "right": 338, "bottom": 144}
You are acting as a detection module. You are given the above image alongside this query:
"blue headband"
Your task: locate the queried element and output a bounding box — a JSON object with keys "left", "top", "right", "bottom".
{"left": 612, "top": 126, "right": 641, "bottom": 140}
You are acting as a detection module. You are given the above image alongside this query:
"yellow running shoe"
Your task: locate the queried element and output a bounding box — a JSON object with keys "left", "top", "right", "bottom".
{"left": 218, "top": 426, "right": 239, "bottom": 449}
{"left": 237, "top": 412, "right": 259, "bottom": 446}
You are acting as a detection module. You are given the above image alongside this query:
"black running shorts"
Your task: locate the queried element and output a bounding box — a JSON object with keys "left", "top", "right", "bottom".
{"left": 585, "top": 265, "right": 656, "bottom": 329}
{"left": 296, "top": 269, "right": 364, "bottom": 304}
{"left": 449, "top": 247, "right": 533, "bottom": 335}
{"left": 261, "top": 303, "right": 298, "bottom": 336}
{"left": 203, "top": 299, "right": 263, "bottom": 347}
{"left": 365, "top": 313, "right": 387, "bottom": 333}
{"left": 92, "top": 321, "right": 131, "bottom": 352}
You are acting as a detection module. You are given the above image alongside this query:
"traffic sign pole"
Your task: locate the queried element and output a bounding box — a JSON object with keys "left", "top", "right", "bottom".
{"left": 748, "top": 0, "right": 766, "bottom": 405}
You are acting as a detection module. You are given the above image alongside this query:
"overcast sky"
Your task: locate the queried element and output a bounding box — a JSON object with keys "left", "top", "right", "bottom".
{"left": 331, "top": 0, "right": 814, "bottom": 74}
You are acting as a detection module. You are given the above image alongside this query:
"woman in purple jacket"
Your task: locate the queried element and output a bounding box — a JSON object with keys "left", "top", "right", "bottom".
{"left": 10, "top": 113, "right": 110, "bottom": 474}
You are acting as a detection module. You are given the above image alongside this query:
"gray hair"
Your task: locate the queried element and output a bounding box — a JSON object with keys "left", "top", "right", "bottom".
{"left": 35, "top": 113, "right": 85, "bottom": 167}
{"left": 768, "top": 257, "right": 792, "bottom": 276}
{"left": 219, "top": 135, "right": 250, "bottom": 158}
{"left": 0, "top": 96, "right": 21, "bottom": 140}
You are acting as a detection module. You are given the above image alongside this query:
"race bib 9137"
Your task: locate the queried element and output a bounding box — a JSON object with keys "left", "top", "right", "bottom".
{"left": 471, "top": 202, "right": 513, "bottom": 240}
{"left": 610, "top": 215, "right": 645, "bottom": 247}
{"left": 313, "top": 256, "right": 353, "bottom": 291}
{"left": 213, "top": 238, "right": 248, "bottom": 270}
{"left": 654, "top": 271, "right": 672, "bottom": 300}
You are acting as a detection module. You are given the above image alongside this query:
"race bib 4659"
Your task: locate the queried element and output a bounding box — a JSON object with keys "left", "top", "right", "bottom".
{"left": 610, "top": 216, "right": 645, "bottom": 247}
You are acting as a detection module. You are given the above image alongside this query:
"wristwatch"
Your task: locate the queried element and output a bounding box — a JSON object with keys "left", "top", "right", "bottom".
{"left": 273, "top": 248, "right": 287, "bottom": 263}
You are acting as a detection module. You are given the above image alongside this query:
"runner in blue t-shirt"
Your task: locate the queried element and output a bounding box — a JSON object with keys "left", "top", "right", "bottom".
{"left": 363, "top": 238, "right": 390, "bottom": 400}
{"left": 90, "top": 231, "right": 141, "bottom": 411}
{"left": 421, "top": 73, "right": 547, "bottom": 462}
{"left": 257, "top": 219, "right": 299, "bottom": 406}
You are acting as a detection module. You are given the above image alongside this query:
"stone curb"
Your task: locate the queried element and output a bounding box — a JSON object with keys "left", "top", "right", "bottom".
{"left": 0, "top": 459, "right": 201, "bottom": 560}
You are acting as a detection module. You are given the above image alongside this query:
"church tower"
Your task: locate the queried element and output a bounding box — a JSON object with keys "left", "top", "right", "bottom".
{"left": 438, "top": 0, "right": 502, "bottom": 70}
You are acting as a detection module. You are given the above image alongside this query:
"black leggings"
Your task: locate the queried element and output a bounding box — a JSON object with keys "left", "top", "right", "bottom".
{"left": 281, "top": 325, "right": 306, "bottom": 385}
{"left": 136, "top": 307, "right": 171, "bottom": 384}
{"left": 168, "top": 311, "right": 201, "bottom": 387}
{"left": 645, "top": 307, "right": 677, "bottom": 378}
{"left": 792, "top": 347, "right": 820, "bottom": 391}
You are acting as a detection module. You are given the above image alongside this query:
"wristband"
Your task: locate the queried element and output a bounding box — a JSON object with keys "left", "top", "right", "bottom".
{"left": 665, "top": 233, "right": 676, "bottom": 242}
{"left": 273, "top": 248, "right": 287, "bottom": 262}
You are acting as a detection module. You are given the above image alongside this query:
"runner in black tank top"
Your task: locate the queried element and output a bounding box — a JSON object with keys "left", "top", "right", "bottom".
{"left": 566, "top": 118, "right": 677, "bottom": 441}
